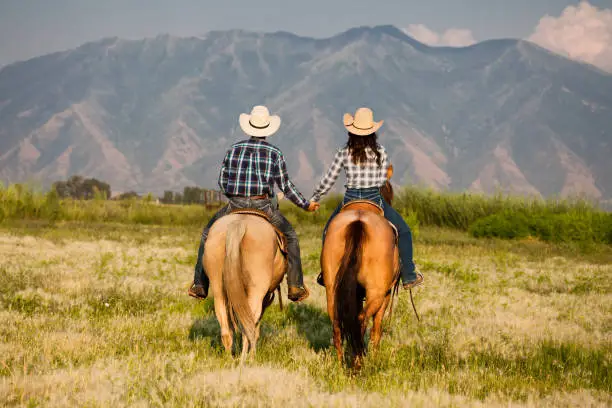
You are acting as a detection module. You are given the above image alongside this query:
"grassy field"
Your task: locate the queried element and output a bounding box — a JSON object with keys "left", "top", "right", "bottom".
{"left": 1, "top": 216, "right": 610, "bottom": 407}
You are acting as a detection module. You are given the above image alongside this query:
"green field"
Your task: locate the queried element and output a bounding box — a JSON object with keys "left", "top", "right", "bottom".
{"left": 1, "top": 185, "right": 611, "bottom": 407}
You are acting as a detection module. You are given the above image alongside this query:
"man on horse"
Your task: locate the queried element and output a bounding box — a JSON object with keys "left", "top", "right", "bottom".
{"left": 189, "top": 105, "right": 319, "bottom": 302}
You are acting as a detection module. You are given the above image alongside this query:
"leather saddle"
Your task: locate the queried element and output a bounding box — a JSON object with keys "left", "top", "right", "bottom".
{"left": 227, "top": 208, "right": 288, "bottom": 256}
{"left": 340, "top": 200, "right": 399, "bottom": 243}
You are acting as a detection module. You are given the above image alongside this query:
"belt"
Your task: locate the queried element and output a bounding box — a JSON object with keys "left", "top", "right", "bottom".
{"left": 228, "top": 194, "right": 268, "bottom": 200}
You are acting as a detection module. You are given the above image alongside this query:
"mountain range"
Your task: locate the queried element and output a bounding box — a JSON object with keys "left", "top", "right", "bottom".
{"left": 0, "top": 25, "right": 611, "bottom": 201}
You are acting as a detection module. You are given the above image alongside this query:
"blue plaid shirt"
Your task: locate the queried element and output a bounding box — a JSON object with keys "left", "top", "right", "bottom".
{"left": 218, "top": 138, "right": 310, "bottom": 209}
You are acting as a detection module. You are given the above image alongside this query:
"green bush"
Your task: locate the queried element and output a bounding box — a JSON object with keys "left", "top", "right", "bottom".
{"left": 468, "top": 211, "right": 531, "bottom": 240}
{"left": 469, "top": 209, "right": 612, "bottom": 244}
{"left": 393, "top": 186, "right": 602, "bottom": 231}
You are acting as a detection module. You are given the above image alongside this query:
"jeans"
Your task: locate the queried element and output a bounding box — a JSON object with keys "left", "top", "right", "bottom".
{"left": 193, "top": 196, "right": 305, "bottom": 291}
{"left": 322, "top": 187, "right": 416, "bottom": 284}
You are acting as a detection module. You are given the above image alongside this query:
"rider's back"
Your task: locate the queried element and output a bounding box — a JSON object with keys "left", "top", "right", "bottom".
{"left": 219, "top": 137, "right": 310, "bottom": 210}
{"left": 338, "top": 143, "right": 388, "bottom": 189}
{"left": 220, "top": 138, "right": 283, "bottom": 197}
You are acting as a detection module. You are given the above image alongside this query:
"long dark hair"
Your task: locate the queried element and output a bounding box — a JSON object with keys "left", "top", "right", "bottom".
{"left": 346, "top": 132, "right": 382, "bottom": 166}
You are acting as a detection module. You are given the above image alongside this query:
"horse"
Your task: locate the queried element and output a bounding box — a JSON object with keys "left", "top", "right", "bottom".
{"left": 203, "top": 208, "right": 287, "bottom": 363}
{"left": 320, "top": 165, "right": 399, "bottom": 369}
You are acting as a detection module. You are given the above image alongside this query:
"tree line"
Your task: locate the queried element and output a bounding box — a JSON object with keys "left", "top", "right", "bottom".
{"left": 51, "top": 175, "right": 224, "bottom": 205}
{"left": 53, "top": 176, "right": 111, "bottom": 200}
{"left": 161, "top": 187, "right": 225, "bottom": 205}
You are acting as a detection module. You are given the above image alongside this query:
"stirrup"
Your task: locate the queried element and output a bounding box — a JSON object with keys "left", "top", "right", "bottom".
{"left": 402, "top": 272, "right": 424, "bottom": 290}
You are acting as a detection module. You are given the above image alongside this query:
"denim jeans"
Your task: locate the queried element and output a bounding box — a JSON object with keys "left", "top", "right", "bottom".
{"left": 322, "top": 187, "right": 416, "bottom": 283}
{"left": 193, "top": 196, "right": 305, "bottom": 291}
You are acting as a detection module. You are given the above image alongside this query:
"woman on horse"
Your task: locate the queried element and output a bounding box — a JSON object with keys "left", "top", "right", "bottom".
{"left": 310, "top": 107, "right": 424, "bottom": 290}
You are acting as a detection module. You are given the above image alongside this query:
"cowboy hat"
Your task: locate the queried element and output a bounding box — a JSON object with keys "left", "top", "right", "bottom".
{"left": 239, "top": 105, "right": 281, "bottom": 137}
{"left": 343, "top": 107, "right": 384, "bottom": 136}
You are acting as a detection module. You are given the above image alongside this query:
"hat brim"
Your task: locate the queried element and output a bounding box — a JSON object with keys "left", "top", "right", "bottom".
{"left": 344, "top": 119, "right": 384, "bottom": 136}
{"left": 239, "top": 113, "right": 281, "bottom": 137}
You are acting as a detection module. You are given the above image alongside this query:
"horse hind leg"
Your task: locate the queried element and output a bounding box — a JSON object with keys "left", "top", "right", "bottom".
{"left": 370, "top": 294, "right": 391, "bottom": 351}
{"left": 213, "top": 294, "right": 233, "bottom": 355}
{"left": 239, "top": 334, "right": 250, "bottom": 365}
{"left": 360, "top": 294, "right": 386, "bottom": 350}
{"left": 238, "top": 298, "right": 263, "bottom": 365}
{"left": 245, "top": 292, "right": 265, "bottom": 361}
{"left": 326, "top": 288, "right": 343, "bottom": 362}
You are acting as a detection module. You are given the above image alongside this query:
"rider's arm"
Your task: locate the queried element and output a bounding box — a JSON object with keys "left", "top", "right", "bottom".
{"left": 310, "top": 148, "right": 344, "bottom": 202}
{"left": 273, "top": 153, "right": 310, "bottom": 210}
{"left": 217, "top": 149, "right": 231, "bottom": 194}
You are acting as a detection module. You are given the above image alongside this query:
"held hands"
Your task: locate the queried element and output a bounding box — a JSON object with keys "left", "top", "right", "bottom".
{"left": 307, "top": 200, "right": 320, "bottom": 212}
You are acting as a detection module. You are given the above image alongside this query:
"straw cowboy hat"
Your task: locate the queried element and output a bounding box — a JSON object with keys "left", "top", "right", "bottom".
{"left": 343, "top": 107, "right": 384, "bottom": 136}
{"left": 239, "top": 105, "right": 281, "bottom": 137}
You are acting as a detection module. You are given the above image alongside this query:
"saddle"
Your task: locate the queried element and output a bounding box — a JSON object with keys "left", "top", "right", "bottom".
{"left": 340, "top": 200, "right": 384, "bottom": 216}
{"left": 227, "top": 208, "right": 288, "bottom": 256}
{"left": 339, "top": 200, "right": 399, "bottom": 243}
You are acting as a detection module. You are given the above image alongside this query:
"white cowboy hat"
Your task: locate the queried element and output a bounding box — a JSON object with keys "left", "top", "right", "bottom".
{"left": 239, "top": 105, "right": 281, "bottom": 137}
{"left": 343, "top": 107, "right": 384, "bottom": 136}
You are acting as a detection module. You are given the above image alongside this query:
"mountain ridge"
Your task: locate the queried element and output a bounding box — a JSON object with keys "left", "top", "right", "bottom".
{"left": 0, "top": 25, "right": 610, "bottom": 199}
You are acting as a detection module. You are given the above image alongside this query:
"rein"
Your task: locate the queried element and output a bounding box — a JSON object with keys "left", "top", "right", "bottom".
{"left": 386, "top": 270, "right": 421, "bottom": 323}
{"left": 409, "top": 289, "right": 420, "bottom": 322}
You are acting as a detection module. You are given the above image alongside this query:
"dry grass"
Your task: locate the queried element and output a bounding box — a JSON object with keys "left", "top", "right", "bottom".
{"left": 0, "top": 222, "right": 610, "bottom": 407}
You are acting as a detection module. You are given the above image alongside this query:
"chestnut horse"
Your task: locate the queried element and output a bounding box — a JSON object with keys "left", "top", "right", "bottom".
{"left": 204, "top": 211, "right": 286, "bottom": 363}
{"left": 320, "top": 166, "right": 400, "bottom": 368}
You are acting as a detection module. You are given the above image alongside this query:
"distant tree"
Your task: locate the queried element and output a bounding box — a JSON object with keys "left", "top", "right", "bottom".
{"left": 162, "top": 191, "right": 174, "bottom": 204}
{"left": 66, "top": 175, "right": 85, "bottom": 198}
{"left": 53, "top": 175, "right": 111, "bottom": 200}
{"left": 116, "top": 191, "right": 140, "bottom": 200}
{"left": 87, "top": 178, "right": 111, "bottom": 199}
{"left": 52, "top": 181, "right": 69, "bottom": 198}
{"left": 181, "top": 186, "right": 217, "bottom": 205}
{"left": 183, "top": 186, "right": 203, "bottom": 204}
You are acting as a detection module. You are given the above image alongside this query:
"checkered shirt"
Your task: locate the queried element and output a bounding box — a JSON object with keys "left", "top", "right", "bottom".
{"left": 218, "top": 138, "right": 310, "bottom": 209}
{"left": 310, "top": 144, "right": 389, "bottom": 202}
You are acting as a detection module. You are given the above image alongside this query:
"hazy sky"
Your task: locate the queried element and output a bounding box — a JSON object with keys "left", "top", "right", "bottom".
{"left": 1, "top": 0, "right": 612, "bottom": 67}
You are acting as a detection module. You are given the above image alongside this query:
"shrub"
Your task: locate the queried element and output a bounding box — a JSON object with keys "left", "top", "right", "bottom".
{"left": 469, "top": 209, "right": 612, "bottom": 244}
{"left": 469, "top": 211, "right": 531, "bottom": 240}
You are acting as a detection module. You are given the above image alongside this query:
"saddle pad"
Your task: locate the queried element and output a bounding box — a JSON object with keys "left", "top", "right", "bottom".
{"left": 228, "top": 208, "right": 287, "bottom": 255}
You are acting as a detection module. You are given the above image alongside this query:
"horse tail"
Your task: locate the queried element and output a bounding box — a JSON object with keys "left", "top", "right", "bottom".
{"left": 222, "top": 220, "right": 256, "bottom": 350}
{"left": 334, "top": 219, "right": 366, "bottom": 361}
{"left": 380, "top": 180, "right": 394, "bottom": 206}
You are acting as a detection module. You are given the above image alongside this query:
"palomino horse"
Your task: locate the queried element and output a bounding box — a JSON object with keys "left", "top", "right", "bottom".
{"left": 204, "top": 208, "right": 287, "bottom": 363}
{"left": 320, "top": 165, "right": 399, "bottom": 368}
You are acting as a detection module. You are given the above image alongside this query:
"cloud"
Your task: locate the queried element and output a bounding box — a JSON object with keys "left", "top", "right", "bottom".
{"left": 405, "top": 24, "right": 476, "bottom": 47}
{"left": 528, "top": 1, "right": 612, "bottom": 73}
